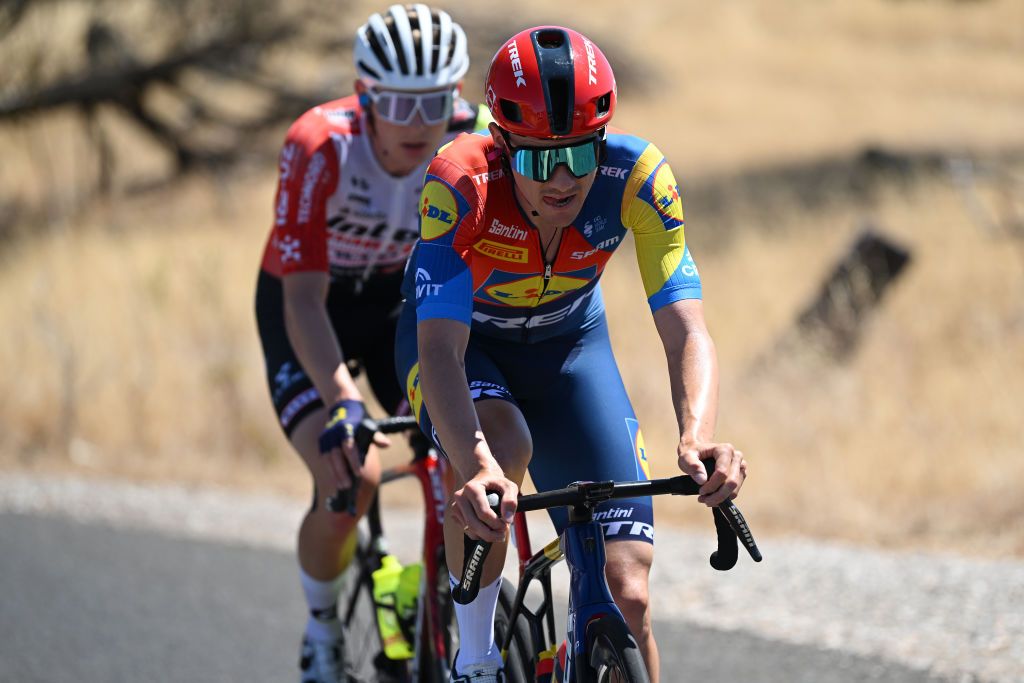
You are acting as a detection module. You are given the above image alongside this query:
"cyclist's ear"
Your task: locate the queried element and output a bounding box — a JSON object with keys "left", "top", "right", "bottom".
{"left": 488, "top": 123, "right": 506, "bottom": 152}
{"left": 489, "top": 123, "right": 513, "bottom": 177}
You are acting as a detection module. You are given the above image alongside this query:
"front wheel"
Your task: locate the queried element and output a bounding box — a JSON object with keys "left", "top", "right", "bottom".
{"left": 582, "top": 615, "right": 650, "bottom": 683}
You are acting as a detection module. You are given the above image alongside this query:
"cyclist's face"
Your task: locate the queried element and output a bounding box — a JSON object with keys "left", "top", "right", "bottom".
{"left": 357, "top": 81, "right": 450, "bottom": 177}
{"left": 493, "top": 125, "right": 599, "bottom": 230}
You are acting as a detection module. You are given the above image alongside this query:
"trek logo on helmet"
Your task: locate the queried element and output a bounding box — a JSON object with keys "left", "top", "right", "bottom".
{"left": 583, "top": 37, "right": 598, "bottom": 86}
{"left": 506, "top": 41, "right": 527, "bottom": 87}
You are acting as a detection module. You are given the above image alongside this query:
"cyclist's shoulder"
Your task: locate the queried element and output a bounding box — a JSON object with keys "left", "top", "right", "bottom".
{"left": 429, "top": 131, "right": 496, "bottom": 183}
{"left": 282, "top": 95, "right": 363, "bottom": 153}
{"left": 603, "top": 127, "right": 669, "bottom": 170}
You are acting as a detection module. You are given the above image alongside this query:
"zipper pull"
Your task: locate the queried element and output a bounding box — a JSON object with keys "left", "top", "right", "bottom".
{"left": 544, "top": 263, "right": 552, "bottom": 282}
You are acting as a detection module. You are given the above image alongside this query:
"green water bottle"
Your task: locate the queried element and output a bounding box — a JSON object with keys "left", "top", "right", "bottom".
{"left": 372, "top": 555, "right": 413, "bottom": 659}
{"left": 395, "top": 561, "right": 422, "bottom": 632}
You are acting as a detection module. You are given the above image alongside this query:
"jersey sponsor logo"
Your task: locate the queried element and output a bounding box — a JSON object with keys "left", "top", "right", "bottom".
{"left": 275, "top": 190, "right": 290, "bottom": 226}
{"left": 570, "top": 236, "right": 620, "bottom": 260}
{"left": 582, "top": 215, "right": 606, "bottom": 237}
{"left": 593, "top": 507, "right": 633, "bottom": 521}
{"left": 420, "top": 180, "right": 459, "bottom": 240}
{"left": 414, "top": 268, "right": 443, "bottom": 299}
{"left": 468, "top": 380, "right": 513, "bottom": 401}
{"left": 405, "top": 363, "right": 424, "bottom": 421}
{"left": 474, "top": 239, "right": 529, "bottom": 263}
{"left": 324, "top": 107, "right": 357, "bottom": 122}
{"left": 472, "top": 289, "right": 594, "bottom": 328}
{"left": 279, "top": 143, "right": 299, "bottom": 182}
{"left": 625, "top": 418, "right": 651, "bottom": 480}
{"left": 297, "top": 151, "right": 327, "bottom": 225}
{"left": 473, "top": 169, "right": 505, "bottom": 185}
{"left": 598, "top": 165, "right": 628, "bottom": 179}
{"left": 480, "top": 271, "right": 591, "bottom": 307}
{"left": 279, "top": 235, "right": 302, "bottom": 263}
{"left": 681, "top": 249, "right": 699, "bottom": 278}
{"left": 582, "top": 37, "right": 599, "bottom": 86}
{"left": 507, "top": 41, "right": 527, "bottom": 87}
{"left": 602, "top": 520, "right": 654, "bottom": 540}
{"left": 272, "top": 361, "right": 307, "bottom": 402}
{"left": 488, "top": 218, "right": 527, "bottom": 241}
{"left": 280, "top": 388, "right": 319, "bottom": 429}
{"left": 652, "top": 163, "right": 683, "bottom": 223}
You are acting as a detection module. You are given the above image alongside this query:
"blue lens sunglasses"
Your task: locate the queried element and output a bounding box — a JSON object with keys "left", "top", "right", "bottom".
{"left": 501, "top": 128, "right": 606, "bottom": 182}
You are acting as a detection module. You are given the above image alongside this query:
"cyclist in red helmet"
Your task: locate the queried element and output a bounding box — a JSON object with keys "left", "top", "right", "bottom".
{"left": 395, "top": 26, "right": 748, "bottom": 682}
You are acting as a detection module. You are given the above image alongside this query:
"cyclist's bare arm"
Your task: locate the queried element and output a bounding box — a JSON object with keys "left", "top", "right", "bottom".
{"left": 283, "top": 272, "right": 363, "bottom": 405}
{"left": 417, "top": 318, "right": 516, "bottom": 540}
{"left": 653, "top": 298, "right": 745, "bottom": 506}
{"left": 283, "top": 271, "right": 366, "bottom": 486}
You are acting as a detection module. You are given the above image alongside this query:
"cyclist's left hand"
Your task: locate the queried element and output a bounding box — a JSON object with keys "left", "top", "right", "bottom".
{"left": 319, "top": 399, "right": 367, "bottom": 489}
{"left": 677, "top": 439, "right": 747, "bottom": 507}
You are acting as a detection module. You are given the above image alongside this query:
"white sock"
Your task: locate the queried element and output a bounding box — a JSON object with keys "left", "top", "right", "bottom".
{"left": 451, "top": 572, "right": 503, "bottom": 671}
{"left": 300, "top": 565, "right": 345, "bottom": 642}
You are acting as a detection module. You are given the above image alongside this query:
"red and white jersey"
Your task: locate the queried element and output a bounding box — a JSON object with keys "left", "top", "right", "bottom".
{"left": 259, "top": 95, "right": 489, "bottom": 282}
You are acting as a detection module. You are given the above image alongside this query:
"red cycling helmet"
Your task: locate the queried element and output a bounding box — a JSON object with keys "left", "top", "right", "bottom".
{"left": 485, "top": 26, "right": 616, "bottom": 139}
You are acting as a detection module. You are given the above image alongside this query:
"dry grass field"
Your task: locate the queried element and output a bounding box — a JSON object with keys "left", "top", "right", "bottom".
{"left": 1, "top": 0, "right": 1022, "bottom": 555}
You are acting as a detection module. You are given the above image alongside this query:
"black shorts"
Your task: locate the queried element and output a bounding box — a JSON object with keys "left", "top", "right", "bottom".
{"left": 255, "top": 270, "right": 405, "bottom": 437}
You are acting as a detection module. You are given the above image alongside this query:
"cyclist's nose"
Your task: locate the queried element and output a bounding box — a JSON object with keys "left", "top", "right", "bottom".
{"left": 408, "top": 110, "right": 429, "bottom": 128}
{"left": 544, "top": 165, "right": 577, "bottom": 191}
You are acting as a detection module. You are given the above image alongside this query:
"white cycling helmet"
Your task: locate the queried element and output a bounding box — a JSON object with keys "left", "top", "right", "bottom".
{"left": 354, "top": 4, "right": 470, "bottom": 91}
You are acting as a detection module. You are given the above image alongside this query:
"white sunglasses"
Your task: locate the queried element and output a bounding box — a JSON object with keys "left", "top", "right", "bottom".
{"left": 366, "top": 87, "right": 455, "bottom": 125}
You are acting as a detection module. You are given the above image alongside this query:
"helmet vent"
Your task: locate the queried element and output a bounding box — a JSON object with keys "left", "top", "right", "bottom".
{"left": 357, "top": 61, "right": 382, "bottom": 81}
{"left": 596, "top": 92, "right": 612, "bottom": 117}
{"left": 499, "top": 99, "right": 523, "bottom": 123}
{"left": 548, "top": 78, "right": 571, "bottom": 135}
{"left": 366, "top": 31, "right": 393, "bottom": 72}
{"left": 535, "top": 30, "right": 565, "bottom": 49}
{"left": 407, "top": 7, "right": 425, "bottom": 75}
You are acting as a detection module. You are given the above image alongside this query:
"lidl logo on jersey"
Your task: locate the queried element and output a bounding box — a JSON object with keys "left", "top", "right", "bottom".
{"left": 652, "top": 163, "right": 683, "bottom": 223}
{"left": 473, "top": 239, "right": 529, "bottom": 263}
{"left": 625, "top": 418, "right": 651, "bottom": 480}
{"left": 476, "top": 267, "right": 595, "bottom": 307}
{"left": 405, "top": 363, "right": 424, "bottom": 421}
{"left": 420, "top": 180, "right": 459, "bottom": 240}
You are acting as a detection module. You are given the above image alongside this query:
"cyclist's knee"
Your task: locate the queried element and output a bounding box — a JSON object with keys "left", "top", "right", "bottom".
{"left": 604, "top": 541, "right": 653, "bottom": 625}
{"left": 609, "top": 570, "right": 650, "bottom": 614}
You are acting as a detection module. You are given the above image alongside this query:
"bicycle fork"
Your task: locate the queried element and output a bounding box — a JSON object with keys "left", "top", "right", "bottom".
{"left": 561, "top": 515, "right": 626, "bottom": 683}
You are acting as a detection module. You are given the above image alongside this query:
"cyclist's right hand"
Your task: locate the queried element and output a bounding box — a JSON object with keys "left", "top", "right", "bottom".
{"left": 318, "top": 399, "right": 366, "bottom": 489}
{"left": 450, "top": 468, "right": 517, "bottom": 543}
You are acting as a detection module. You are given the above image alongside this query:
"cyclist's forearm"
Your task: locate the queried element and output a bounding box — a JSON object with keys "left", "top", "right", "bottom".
{"left": 284, "top": 298, "right": 361, "bottom": 405}
{"left": 418, "top": 338, "right": 499, "bottom": 480}
{"left": 654, "top": 300, "right": 719, "bottom": 444}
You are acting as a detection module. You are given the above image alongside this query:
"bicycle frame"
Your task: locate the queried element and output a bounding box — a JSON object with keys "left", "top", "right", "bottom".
{"left": 368, "top": 441, "right": 454, "bottom": 681}
{"left": 504, "top": 506, "right": 628, "bottom": 682}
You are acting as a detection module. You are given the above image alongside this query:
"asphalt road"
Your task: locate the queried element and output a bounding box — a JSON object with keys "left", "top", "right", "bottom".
{"left": 0, "top": 513, "right": 951, "bottom": 683}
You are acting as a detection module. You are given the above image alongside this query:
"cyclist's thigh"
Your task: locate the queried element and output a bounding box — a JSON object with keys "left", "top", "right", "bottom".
{"left": 327, "top": 276, "right": 406, "bottom": 415}
{"left": 394, "top": 302, "right": 530, "bottom": 471}
{"left": 515, "top": 320, "right": 655, "bottom": 545}
{"left": 345, "top": 305, "right": 405, "bottom": 415}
